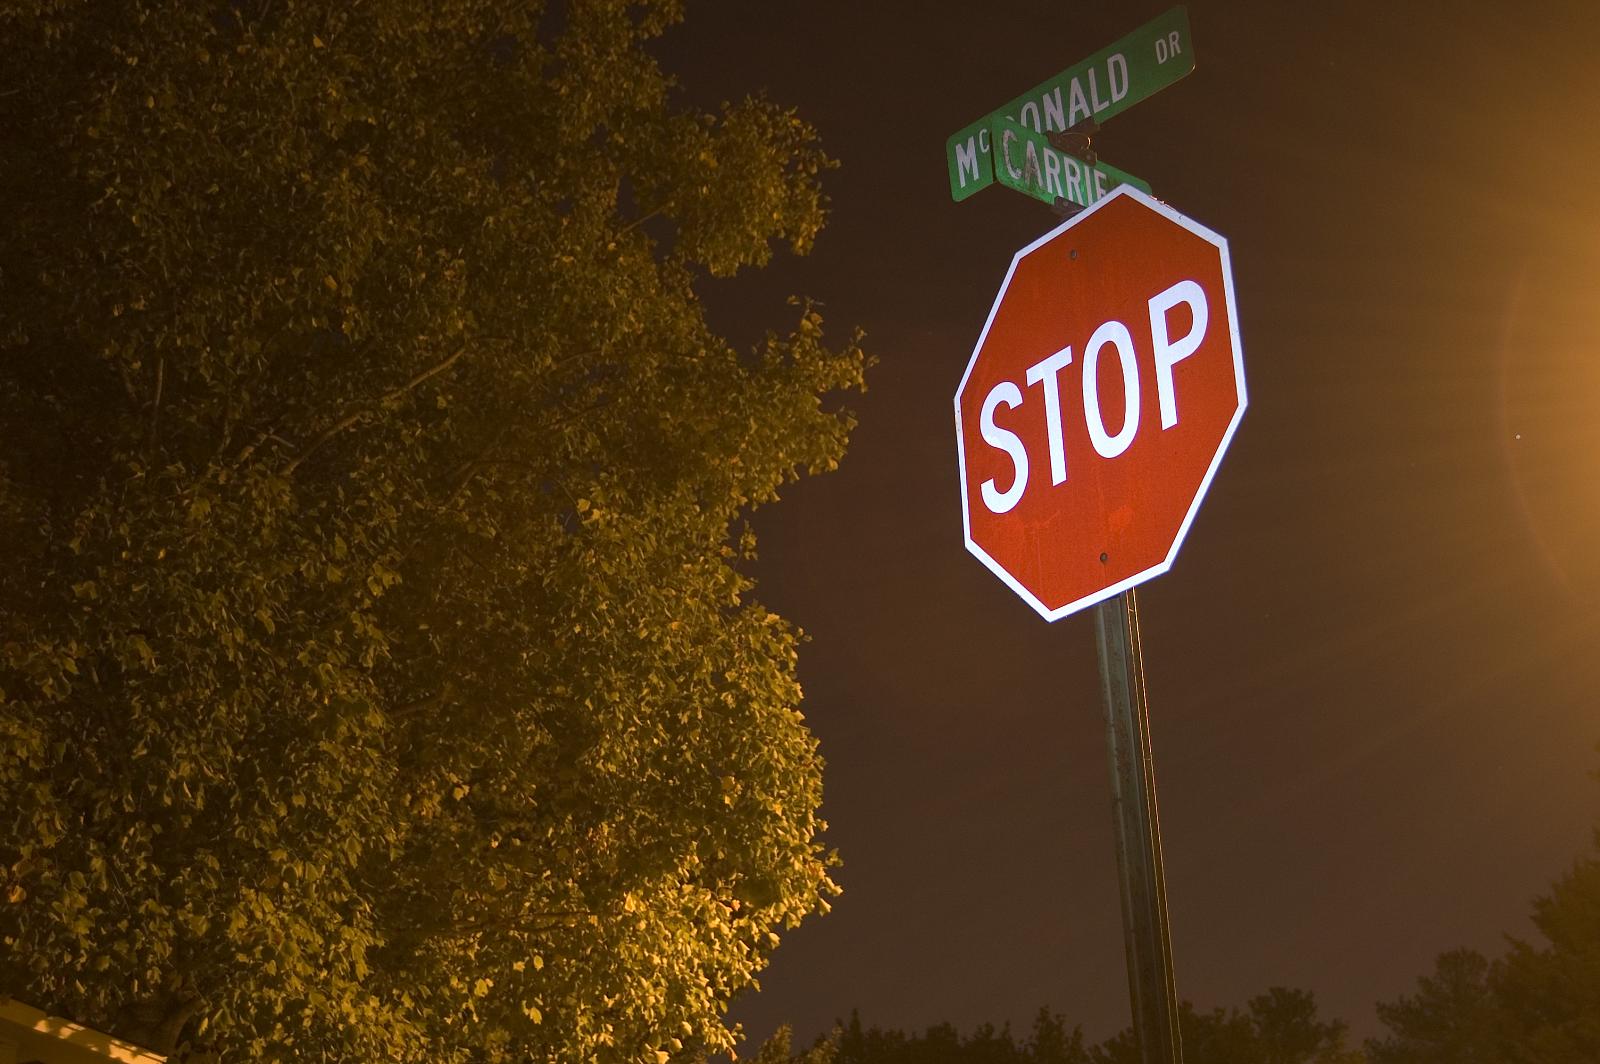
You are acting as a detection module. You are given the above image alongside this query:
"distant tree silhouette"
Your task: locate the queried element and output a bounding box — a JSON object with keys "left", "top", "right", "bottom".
{"left": 825, "top": 1006, "right": 1087, "bottom": 1064}
{"left": 1369, "top": 832, "right": 1600, "bottom": 1063}
{"left": 754, "top": 1025, "right": 838, "bottom": 1064}
{"left": 1091, "top": 990, "right": 1355, "bottom": 1064}
{"left": 776, "top": 991, "right": 1347, "bottom": 1064}
{"left": 1245, "top": 987, "right": 1360, "bottom": 1064}
{"left": 1367, "top": 949, "right": 1499, "bottom": 1064}
{"left": 1494, "top": 849, "right": 1600, "bottom": 1062}
{"left": 756, "top": 774, "right": 1600, "bottom": 1064}
{"left": 1027, "top": 1007, "right": 1094, "bottom": 1064}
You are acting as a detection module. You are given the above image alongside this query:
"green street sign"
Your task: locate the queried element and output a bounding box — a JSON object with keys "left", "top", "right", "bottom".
{"left": 988, "top": 116, "right": 1151, "bottom": 208}
{"left": 946, "top": 6, "right": 1195, "bottom": 201}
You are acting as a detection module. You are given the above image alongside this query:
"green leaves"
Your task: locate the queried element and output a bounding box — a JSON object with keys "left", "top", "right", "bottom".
{"left": 1, "top": 0, "right": 860, "bottom": 1060}
{"left": 636, "top": 98, "right": 836, "bottom": 276}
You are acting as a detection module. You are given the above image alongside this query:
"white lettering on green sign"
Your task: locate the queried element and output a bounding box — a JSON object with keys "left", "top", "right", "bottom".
{"left": 946, "top": 6, "right": 1194, "bottom": 201}
{"left": 989, "top": 116, "right": 1150, "bottom": 209}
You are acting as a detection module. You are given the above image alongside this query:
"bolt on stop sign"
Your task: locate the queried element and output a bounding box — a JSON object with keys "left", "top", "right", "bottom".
{"left": 955, "top": 186, "right": 1246, "bottom": 621}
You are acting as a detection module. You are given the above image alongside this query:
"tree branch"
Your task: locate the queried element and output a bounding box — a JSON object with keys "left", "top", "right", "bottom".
{"left": 145, "top": 357, "right": 165, "bottom": 454}
{"left": 619, "top": 206, "right": 663, "bottom": 236}
{"left": 398, "top": 910, "right": 598, "bottom": 940}
{"left": 383, "top": 344, "right": 470, "bottom": 401}
{"left": 282, "top": 346, "right": 468, "bottom": 476}
{"left": 389, "top": 681, "right": 457, "bottom": 719}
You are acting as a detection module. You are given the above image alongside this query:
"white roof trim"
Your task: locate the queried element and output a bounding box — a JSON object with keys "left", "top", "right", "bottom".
{"left": 0, "top": 998, "right": 167, "bottom": 1063}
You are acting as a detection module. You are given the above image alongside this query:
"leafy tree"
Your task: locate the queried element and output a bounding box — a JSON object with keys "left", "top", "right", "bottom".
{"left": 1366, "top": 949, "right": 1499, "bottom": 1064}
{"left": 1492, "top": 850, "right": 1600, "bottom": 1062}
{"left": 1026, "top": 1007, "right": 1093, "bottom": 1064}
{"left": 0, "top": 0, "right": 864, "bottom": 1060}
{"left": 1370, "top": 851, "right": 1600, "bottom": 1064}
{"left": 752, "top": 1025, "right": 838, "bottom": 1064}
{"left": 1244, "top": 986, "right": 1358, "bottom": 1064}
{"left": 1369, "top": 785, "right": 1600, "bottom": 1064}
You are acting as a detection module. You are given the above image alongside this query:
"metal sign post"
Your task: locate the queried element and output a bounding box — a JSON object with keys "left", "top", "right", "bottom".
{"left": 949, "top": 13, "right": 1245, "bottom": 1064}
{"left": 1094, "top": 589, "right": 1181, "bottom": 1064}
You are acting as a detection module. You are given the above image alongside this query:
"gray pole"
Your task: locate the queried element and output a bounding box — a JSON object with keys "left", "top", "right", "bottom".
{"left": 1093, "top": 588, "right": 1182, "bottom": 1064}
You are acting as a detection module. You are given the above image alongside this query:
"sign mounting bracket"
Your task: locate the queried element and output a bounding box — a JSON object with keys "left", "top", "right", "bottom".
{"left": 1047, "top": 116, "right": 1102, "bottom": 165}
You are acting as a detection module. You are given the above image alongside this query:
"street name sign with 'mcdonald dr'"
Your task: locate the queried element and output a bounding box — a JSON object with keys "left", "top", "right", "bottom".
{"left": 945, "top": 6, "right": 1195, "bottom": 202}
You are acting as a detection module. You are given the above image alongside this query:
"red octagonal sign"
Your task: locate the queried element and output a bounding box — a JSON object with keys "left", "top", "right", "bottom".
{"left": 955, "top": 186, "right": 1246, "bottom": 621}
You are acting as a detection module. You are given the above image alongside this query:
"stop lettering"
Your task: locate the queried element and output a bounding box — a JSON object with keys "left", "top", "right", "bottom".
{"left": 954, "top": 187, "right": 1246, "bottom": 621}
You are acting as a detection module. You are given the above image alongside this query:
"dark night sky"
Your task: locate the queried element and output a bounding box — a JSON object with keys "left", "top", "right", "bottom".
{"left": 659, "top": 0, "right": 1600, "bottom": 1048}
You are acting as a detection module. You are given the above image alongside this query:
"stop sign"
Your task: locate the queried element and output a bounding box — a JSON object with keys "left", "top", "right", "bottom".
{"left": 954, "top": 186, "right": 1246, "bottom": 621}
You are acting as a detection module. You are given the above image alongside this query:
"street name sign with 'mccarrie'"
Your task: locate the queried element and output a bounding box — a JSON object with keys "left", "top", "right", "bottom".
{"left": 946, "top": 6, "right": 1195, "bottom": 202}
{"left": 988, "top": 115, "right": 1151, "bottom": 209}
